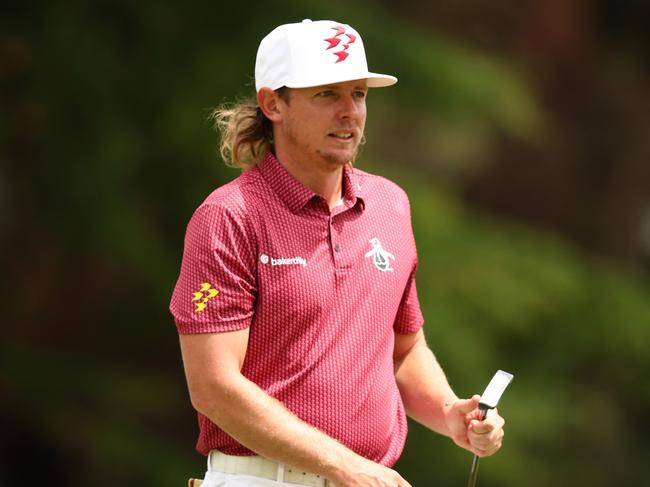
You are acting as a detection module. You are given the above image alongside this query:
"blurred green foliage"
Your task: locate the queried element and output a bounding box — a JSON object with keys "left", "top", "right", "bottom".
{"left": 2, "top": 1, "right": 649, "bottom": 487}
{"left": 388, "top": 170, "right": 650, "bottom": 486}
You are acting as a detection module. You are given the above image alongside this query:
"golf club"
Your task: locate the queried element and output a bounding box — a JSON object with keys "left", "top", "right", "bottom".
{"left": 466, "top": 370, "right": 514, "bottom": 487}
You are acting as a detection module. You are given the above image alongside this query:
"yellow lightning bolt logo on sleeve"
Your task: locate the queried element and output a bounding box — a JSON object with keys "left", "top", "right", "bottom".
{"left": 192, "top": 282, "right": 220, "bottom": 313}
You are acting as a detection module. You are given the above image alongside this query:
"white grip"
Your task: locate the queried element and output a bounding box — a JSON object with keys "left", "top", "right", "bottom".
{"left": 479, "top": 370, "right": 514, "bottom": 409}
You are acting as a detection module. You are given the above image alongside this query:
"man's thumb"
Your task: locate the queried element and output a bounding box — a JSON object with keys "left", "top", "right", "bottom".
{"left": 454, "top": 394, "right": 481, "bottom": 414}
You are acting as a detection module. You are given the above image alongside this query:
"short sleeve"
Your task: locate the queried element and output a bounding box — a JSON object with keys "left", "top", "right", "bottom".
{"left": 393, "top": 263, "right": 424, "bottom": 335}
{"left": 169, "top": 203, "right": 257, "bottom": 334}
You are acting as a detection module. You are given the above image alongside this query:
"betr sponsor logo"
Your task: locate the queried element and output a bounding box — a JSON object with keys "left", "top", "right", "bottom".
{"left": 260, "top": 254, "right": 307, "bottom": 267}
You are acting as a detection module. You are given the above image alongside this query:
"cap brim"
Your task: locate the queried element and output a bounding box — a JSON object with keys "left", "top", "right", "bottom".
{"left": 366, "top": 73, "right": 398, "bottom": 88}
{"left": 284, "top": 72, "right": 397, "bottom": 89}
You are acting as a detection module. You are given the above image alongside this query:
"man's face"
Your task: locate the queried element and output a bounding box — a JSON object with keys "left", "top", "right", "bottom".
{"left": 276, "top": 79, "right": 368, "bottom": 169}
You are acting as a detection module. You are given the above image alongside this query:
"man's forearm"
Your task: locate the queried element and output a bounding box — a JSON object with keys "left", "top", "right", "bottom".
{"left": 394, "top": 331, "right": 506, "bottom": 457}
{"left": 192, "top": 372, "right": 365, "bottom": 482}
{"left": 180, "top": 330, "right": 410, "bottom": 486}
{"left": 394, "top": 334, "right": 458, "bottom": 437}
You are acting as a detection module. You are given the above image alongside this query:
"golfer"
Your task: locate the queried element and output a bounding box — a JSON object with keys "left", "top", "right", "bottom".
{"left": 170, "top": 19, "right": 505, "bottom": 487}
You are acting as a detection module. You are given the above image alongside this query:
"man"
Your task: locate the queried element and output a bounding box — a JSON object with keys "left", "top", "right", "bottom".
{"left": 170, "top": 19, "right": 505, "bottom": 487}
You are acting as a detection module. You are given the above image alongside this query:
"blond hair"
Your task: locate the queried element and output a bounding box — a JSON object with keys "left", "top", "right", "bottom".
{"left": 210, "top": 89, "right": 289, "bottom": 169}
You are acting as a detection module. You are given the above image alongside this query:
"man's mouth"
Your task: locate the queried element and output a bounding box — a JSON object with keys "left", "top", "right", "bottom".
{"left": 329, "top": 131, "right": 354, "bottom": 140}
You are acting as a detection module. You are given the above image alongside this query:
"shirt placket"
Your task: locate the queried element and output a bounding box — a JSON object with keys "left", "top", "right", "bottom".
{"left": 328, "top": 205, "right": 354, "bottom": 273}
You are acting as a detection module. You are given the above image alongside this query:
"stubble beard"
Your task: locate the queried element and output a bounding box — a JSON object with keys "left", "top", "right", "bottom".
{"left": 317, "top": 145, "right": 359, "bottom": 167}
{"left": 285, "top": 128, "right": 362, "bottom": 169}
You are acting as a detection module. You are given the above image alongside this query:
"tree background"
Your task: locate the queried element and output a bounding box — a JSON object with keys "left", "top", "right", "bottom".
{"left": 2, "top": 1, "right": 649, "bottom": 486}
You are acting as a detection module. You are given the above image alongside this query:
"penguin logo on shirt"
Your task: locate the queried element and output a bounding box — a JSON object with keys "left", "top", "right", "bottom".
{"left": 192, "top": 282, "right": 219, "bottom": 313}
{"left": 364, "top": 238, "right": 395, "bottom": 272}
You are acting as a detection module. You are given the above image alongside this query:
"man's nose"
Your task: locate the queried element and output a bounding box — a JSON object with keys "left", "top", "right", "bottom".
{"left": 337, "top": 95, "right": 362, "bottom": 119}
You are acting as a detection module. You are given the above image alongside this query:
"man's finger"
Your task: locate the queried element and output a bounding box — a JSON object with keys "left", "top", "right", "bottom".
{"left": 469, "top": 419, "right": 494, "bottom": 434}
{"left": 453, "top": 395, "right": 481, "bottom": 414}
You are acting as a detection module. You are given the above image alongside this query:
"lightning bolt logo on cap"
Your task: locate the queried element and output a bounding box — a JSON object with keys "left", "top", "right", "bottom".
{"left": 324, "top": 25, "right": 357, "bottom": 63}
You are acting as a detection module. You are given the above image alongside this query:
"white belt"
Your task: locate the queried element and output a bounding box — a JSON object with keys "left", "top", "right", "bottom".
{"left": 208, "top": 451, "right": 335, "bottom": 487}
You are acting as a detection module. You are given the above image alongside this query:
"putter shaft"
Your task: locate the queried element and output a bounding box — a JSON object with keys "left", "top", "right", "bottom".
{"left": 466, "top": 408, "right": 488, "bottom": 487}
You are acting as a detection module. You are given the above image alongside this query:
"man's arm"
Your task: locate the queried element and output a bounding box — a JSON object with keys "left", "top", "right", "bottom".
{"left": 179, "top": 329, "right": 411, "bottom": 487}
{"left": 393, "top": 329, "right": 505, "bottom": 457}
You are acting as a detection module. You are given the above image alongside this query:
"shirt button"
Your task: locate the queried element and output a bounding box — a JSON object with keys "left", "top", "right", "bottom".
{"left": 334, "top": 244, "right": 341, "bottom": 253}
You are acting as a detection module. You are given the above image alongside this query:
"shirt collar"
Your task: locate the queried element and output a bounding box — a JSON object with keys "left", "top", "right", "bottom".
{"left": 259, "top": 152, "right": 365, "bottom": 213}
{"left": 342, "top": 164, "right": 365, "bottom": 211}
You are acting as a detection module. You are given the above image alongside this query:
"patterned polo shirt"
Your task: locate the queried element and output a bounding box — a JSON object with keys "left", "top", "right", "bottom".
{"left": 170, "top": 152, "right": 424, "bottom": 466}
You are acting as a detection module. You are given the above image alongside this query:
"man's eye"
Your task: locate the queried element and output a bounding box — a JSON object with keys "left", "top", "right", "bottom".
{"left": 316, "top": 90, "right": 334, "bottom": 97}
{"left": 354, "top": 91, "right": 367, "bottom": 99}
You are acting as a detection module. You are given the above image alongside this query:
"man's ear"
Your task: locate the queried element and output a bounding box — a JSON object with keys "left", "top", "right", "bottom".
{"left": 257, "top": 87, "right": 283, "bottom": 122}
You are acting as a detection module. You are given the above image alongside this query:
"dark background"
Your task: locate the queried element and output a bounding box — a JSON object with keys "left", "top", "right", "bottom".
{"left": 2, "top": 1, "right": 649, "bottom": 486}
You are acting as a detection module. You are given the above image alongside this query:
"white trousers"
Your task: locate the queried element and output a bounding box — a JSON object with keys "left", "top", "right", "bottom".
{"left": 201, "top": 471, "right": 306, "bottom": 487}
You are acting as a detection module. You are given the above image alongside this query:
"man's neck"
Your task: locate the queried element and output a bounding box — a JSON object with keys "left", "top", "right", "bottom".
{"left": 274, "top": 151, "right": 345, "bottom": 210}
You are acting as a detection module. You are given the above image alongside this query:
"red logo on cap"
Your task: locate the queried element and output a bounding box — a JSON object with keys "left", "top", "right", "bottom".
{"left": 324, "top": 26, "right": 357, "bottom": 63}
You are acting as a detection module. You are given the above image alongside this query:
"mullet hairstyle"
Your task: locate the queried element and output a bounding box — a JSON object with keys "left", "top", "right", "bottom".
{"left": 210, "top": 88, "right": 290, "bottom": 169}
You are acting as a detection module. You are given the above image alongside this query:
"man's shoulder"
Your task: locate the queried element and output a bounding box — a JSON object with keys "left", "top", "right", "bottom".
{"left": 200, "top": 167, "right": 266, "bottom": 210}
{"left": 186, "top": 168, "right": 268, "bottom": 230}
{"left": 352, "top": 167, "right": 410, "bottom": 201}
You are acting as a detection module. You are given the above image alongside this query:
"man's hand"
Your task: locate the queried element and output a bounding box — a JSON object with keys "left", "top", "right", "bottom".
{"left": 445, "top": 395, "right": 505, "bottom": 457}
{"left": 333, "top": 456, "right": 412, "bottom": 487}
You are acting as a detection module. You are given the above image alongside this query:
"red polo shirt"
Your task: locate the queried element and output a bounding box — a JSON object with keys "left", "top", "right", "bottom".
{"left": 170, "top": 152, "right": 424, "bottom": 466}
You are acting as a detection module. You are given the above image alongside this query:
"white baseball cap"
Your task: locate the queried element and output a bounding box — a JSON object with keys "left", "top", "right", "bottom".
{"left": 255, "top": 19, "right": 397, "bottom": 92}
